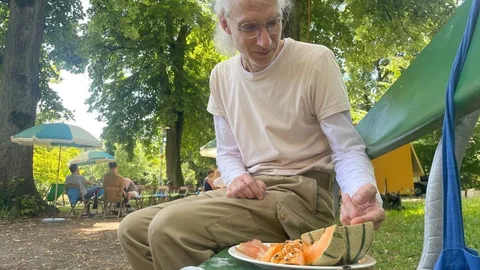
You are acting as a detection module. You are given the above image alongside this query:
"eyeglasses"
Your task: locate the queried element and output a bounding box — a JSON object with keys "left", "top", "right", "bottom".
{"left": 236, "top": 17, "right": 282, "bottom": 39}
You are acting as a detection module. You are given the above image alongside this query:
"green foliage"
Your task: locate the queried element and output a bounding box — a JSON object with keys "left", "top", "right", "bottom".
{"left": 109, "top": 143, "right": 161, "bottom": 185}
{"left": 0, "top": 0, "right": 87, "bottom": 123}
{"left": 290, "top": 0, "right": 455, "bottom": 110}
{"left": 369, "top": 198, "right": 480, "bottom": 269}
{"left": 0, "top": 178, "right": 44, "bottom": 220}
{"left": 33, "top": 146, "right": 81, "bottom": 195}
{"left": 85, "top": 0, "right": 222, "bottom": 183}
{"left": 413, "top": 121, "right": 480, "bottom": 189}
{"left": 16, "top": 195, "right": 44, "bottom": 216}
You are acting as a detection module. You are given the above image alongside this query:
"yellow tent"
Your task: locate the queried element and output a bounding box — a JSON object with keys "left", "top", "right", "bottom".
{"left": 371, "top": 143, "right": 424, "bottom": 195}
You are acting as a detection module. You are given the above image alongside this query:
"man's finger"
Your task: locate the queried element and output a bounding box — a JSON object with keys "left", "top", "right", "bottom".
{"left": 350, "top": 208, "right": 385, "bottom": 230}
{"left": 351, "top": 184, "right": 377, "bottom": 205}
{"left": 235, "top": 181, "right": 255, "bottom": 199}
{"left": 341, "top": 193, "right": 365, "bottom": 220}
{"left": 340, "top": 208, "right": 351, "bottom": 226}
{"left": 241, "top": 175, "right": 264, "bottom": 200}
{"left": 256, "top": 180, "right": 267, "bottom": 191}
{"left": 226, "top": 185, "right": 244, "bottom": 199}
{"left": 233, "top": 184, "right": 247, "bottom": 199}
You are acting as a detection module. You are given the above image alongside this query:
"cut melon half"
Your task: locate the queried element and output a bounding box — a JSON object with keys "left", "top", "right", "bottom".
{"left": 301, "top": 222, "right": 374, "bottom": 265}
{"left": 303, "top": 225, "right": 345, "bottom": 266}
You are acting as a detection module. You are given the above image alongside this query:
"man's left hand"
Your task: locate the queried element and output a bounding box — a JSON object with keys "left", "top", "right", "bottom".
{"left": 340, "top": 183, "right": 385, "bottom": 230}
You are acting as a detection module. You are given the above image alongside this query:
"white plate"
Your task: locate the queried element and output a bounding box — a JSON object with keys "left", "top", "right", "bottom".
{"left": 228, "top": 244, "right": 376, "bottom": 270}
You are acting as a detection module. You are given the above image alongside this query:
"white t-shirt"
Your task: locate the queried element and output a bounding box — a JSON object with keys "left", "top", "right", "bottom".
{"left": 207, "top": 38, "right": 351, "bottom": 176}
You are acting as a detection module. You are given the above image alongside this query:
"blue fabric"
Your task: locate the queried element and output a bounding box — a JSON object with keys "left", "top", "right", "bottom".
{"left": 14, "top": 123, "right": 73, "bottom": 140}
{"left": 435, "top": 0, "right": 480, "bottom": 269}
{"left": 70, "top": 151, "right": 115, "bottom": 166}
{"left": 11, "top": 123, "right": 101, "bottom": 148}
{"left": 67, "top": 189, "right": 81, "bottom": 206}
{"left": 204, "top": 180, "right": 213, "bottom": 191}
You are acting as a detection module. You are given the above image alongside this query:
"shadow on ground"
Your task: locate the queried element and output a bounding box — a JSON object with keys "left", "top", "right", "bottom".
{"left": 0, "top": 218, "right": 129, "bottom": 270}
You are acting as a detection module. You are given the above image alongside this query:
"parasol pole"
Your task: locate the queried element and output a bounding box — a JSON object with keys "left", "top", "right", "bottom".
{"left": 41, "top": 145, "right": 66, "bottom": 223}
{"left": 53, "top": 146, "right": 62, "bottom": 218}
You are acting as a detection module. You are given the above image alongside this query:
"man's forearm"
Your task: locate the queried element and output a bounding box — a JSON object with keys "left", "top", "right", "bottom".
{"left": 214, "top": 115, "right": 248, "bottom": 186}
{"left": 321, "top": 111, "right": 383, "bottom": 205}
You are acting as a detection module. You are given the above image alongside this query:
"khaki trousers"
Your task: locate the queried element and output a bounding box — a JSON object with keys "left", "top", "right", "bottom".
{"left": 117, "top": 172, "right": 334, "bottom": 270}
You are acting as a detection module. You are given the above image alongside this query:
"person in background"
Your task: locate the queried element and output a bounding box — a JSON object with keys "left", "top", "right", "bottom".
{"left": 65, "top": 164, "right": 100, "bottom": 214}
{"left": 103, "top": 162, "right": 126, "bottom": 210}
{"left": 203, "top": 169, "right": 215, "bottom": 191}
{"left": 124, "top": 178, "right": 139, "bottom": 210}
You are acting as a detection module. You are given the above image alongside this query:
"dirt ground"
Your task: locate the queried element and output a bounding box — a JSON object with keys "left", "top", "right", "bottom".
{"left": 0, "top": 218, "right": 130, "bottom": 270}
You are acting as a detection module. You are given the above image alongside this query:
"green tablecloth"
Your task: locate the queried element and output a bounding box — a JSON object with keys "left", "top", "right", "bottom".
{"left": 199, "top": 248, "right": 261, "bottom": 269}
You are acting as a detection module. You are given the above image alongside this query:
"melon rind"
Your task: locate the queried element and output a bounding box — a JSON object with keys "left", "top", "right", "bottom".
{"left": 300, "top": 222, "right": 374, "bottom": 265}
{"left": 302, "top": 225, "right": 345, "bottom": 266}
{"left": 338, "top": 222, "right": 374, "bottom": 264}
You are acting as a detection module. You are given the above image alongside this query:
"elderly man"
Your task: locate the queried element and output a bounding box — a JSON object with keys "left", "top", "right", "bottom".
{"left": 117, "top": 0, "right": 385, "bottom": 269}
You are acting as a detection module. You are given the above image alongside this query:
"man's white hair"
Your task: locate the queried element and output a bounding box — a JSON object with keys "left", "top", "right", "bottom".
{"left": 213, "top": 0, "right": 293, "bottom": 56}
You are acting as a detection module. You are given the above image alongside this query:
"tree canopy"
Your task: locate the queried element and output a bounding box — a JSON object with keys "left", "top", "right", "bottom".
{"left": 85, "top": 0, "right": 220, "bottom": 185}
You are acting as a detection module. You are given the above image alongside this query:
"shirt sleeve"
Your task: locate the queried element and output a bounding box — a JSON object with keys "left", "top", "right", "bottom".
{"left": 81, "top": 176, "right": 87, "bottom": 186}
{"left": 207, "top": 66, "right": 226, "bottom": 117}
{"left": 320, "top": 111, "right": 383, "bottom": 206}
{"left": 214, "top": 115, "right": 248, "bottom": 186}
{"left": 309, "top": 49, "right": 351, "bottom": 122}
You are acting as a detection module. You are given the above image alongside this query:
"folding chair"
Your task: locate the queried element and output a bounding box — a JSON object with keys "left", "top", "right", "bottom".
{"left": 102, "top": 185, "right": 125, "bottom": 219}
{"left": 44, "top": 183, "right": 65, "bottom": 206}
{"left": 153, "top": 185, "right": 170, "bottom": 204}
{"left": 65, "top": 183, "right": 91, "bottom": 219}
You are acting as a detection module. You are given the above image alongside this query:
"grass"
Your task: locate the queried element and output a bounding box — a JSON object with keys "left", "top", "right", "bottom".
{"left": 370, "top": 197, "right": 480, "bottom": 269}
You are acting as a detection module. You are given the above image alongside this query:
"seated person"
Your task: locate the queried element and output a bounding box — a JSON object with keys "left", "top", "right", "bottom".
{"left": 65, "top": 164, "right": 100, "bottom": 212}
{"left": 124, "top": 178, "right": 139, "bottom": 200}
{"left": 103, "top": 162, "right": 126, "bottom": 209}
{"left": 203, "top": 169, "right": 215, "bottom": 191}
{"left": 206, "top": 170, "right": 223, "bottom": 190}
{"left": 123, "top": 178, "right": 139, "bottom": 210}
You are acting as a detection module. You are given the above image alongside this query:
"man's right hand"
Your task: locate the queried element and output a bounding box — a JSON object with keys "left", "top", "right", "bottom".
{"left": 226, "top": 173, "right": 266, "bottom": 200}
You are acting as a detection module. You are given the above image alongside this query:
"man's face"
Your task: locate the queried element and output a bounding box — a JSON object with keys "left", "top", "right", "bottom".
{"left": 221, "top": 0, "right": 283, "bottom": 71}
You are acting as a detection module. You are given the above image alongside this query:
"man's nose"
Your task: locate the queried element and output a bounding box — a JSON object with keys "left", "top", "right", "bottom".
{"left": 256, "top": 27, "right": 272, "bottom": 48}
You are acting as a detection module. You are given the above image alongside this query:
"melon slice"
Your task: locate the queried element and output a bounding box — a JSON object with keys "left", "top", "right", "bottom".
{"left": 301, "top": 222, "right": 374, "bottom": 265}
{"left": 269, "top": 240, "right": 306, "bottom": 265}
{"left": 337, "top": 222, "right": 374, "bottom": 264}
{"left": 260, "top": 243, "right": 283, "bottom": 262}
{"left": 236, "top": 239, "right": 268, "bottom": 259}
{"left": 303, "top": 225, "right": 345, "bottom": 266}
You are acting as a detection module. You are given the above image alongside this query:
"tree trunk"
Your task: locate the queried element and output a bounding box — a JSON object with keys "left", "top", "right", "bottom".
{"left": 166, "top": 111, "right": 184, "bottom": 187}
{"left": 0, "top": 0, "right": 47, "bottom": 212}
{"left": 165, "top": 23, "right": 188, "bottom": 187}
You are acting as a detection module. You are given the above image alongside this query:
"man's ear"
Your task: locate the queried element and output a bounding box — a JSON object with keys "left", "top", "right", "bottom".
{"left": 219, "top": 15, "right": 232, "bottom": 35}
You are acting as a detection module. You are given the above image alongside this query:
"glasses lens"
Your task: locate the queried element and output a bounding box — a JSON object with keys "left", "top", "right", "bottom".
{"left": 238, "top": 18, "right": 282, "bottom": 38}
{"left": 239, "top": 23, "right": 258, "bottom": 38}
{"left": 267, "top": 19, "right": 281, "bottom": 34}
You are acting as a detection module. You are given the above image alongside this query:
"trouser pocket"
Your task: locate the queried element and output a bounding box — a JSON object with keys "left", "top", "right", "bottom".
{"left": 205, "top": 210, "right": 260, "bottom": 249}
{"left": 276, "top": 176, "right": 335, "bottom": 239}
